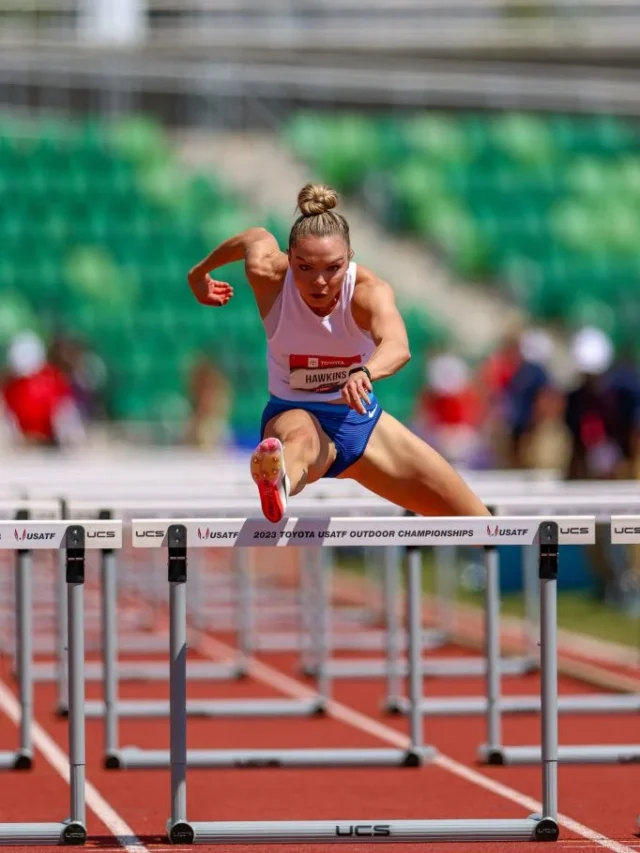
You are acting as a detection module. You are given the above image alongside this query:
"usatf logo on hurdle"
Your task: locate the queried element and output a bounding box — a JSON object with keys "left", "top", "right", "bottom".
{"left": 197, "top": 527, "right": 238, "bottom": 541}
{"left": 487, "top": 525, "right": 529, "bottom": 537}
{"left": 14, "top": 528, "right": 55, "bottom": 541}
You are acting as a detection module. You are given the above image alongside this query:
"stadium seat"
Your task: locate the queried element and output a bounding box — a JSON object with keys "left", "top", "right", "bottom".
{"left": 285, "top": 108, "right": 640, "bottom": 353}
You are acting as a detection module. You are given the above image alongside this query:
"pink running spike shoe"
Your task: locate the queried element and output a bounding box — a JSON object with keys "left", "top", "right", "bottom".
{"left": 250, "top": 437, "right": 290, "bottom": 523}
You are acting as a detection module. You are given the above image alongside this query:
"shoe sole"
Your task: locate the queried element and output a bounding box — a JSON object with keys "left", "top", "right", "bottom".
{"left": 250, "top": 437, "right": 286, "bottom": 523}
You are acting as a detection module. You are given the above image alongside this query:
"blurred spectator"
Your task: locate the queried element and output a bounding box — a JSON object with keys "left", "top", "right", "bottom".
{"left": 48, "top": 334, "right": 109, "bottom": 425}
{"left": 479, "top": 326, "right": 553, "bottom": 468}
{"left": 478, "top": 326, "right": 523, "bottom": 407}
{"left": 565, "top": 327, "right": 623, "bottom": 480}
{"left": 184, "top": 355, "right": 231, "bottom": 450}
{"left": 519, "top": 384, "right": 572, "bottom": 471}
{"left": 564, "top": 327, "right": 640, "bottom": 604}
{"left": 413, "top": 350, "right": 486, "bottom": 467}
{"left": 2, "top": 331, "right": 86, "bottom": 449}
{"left": 605, "top": 346, "right": 640, "bottom": 480}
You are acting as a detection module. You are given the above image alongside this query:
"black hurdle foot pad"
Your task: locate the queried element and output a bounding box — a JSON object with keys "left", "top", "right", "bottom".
{"left": 104, "top": 754, "right": 122, "bottom": 770}
{"left": 534, "top": 818, "right": 559, "bottom": 841}
{"left": 401, "top": 750, "right": 423, "bottom": 767}
{"left": 383, "top": 699, "right": 404, "bottom": 716}
{"left": 62, "top": 821, "right": 87, "bottom": 845}
{"left": 168, "top": 822, "right": 195, "bottom": 845}
{"left": 13, "top": 752, "right": 32, "bottom": 770}
{"left": 484, "top": 748, "right": 505, "bottom": 766}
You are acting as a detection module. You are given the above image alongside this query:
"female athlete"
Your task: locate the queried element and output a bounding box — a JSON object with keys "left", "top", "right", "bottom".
{"left": 187, "top": 183, "right": 490, "bottom": 523}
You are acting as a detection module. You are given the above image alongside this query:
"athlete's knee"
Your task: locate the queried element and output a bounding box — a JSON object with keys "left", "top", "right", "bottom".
{"left": 270, "top": 425, "right": 319, "bottom": 459}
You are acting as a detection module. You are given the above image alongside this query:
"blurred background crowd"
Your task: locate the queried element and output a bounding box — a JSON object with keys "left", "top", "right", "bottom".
{"left": 2, "top": 0, "right": 640, "bottom": 609}
{"left": 4, "top": 321, "right": 639, "bottom": 491}
{"left": 413, "top": 323, "right": 640, "bottom": 480}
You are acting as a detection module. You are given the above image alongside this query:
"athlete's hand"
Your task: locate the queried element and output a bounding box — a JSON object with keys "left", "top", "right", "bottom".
{"left": 188, "top": 271, "right": 234, "bottom": 307}
{"left": 342, "top": 371, "right": 372, "bottom": 415}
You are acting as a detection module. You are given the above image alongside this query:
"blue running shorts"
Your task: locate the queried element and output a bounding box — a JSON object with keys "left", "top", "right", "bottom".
{"left": 260, "top": 393, "right": 383, "bottom": 478}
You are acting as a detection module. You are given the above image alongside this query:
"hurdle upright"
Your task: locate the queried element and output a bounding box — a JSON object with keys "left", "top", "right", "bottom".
{"left": 132, "top": 513, "right": 594, "bottom": 844}
{"left": 0, "top": 502, "right": 61, "bottom": 770}
{"left": 0, "top": 517, "right": 122, "bottom": 846}
{"left": 479, "top": 513, "right": 640, "bottom": 767}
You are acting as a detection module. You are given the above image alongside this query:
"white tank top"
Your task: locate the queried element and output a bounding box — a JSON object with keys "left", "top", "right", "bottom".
{"left": 262, "top": 262, "right": 375, "bottom": 403}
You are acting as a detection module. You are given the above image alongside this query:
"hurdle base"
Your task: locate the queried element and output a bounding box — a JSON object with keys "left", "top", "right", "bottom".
{"left": 0, "top": 819, "right": 85, "bottom": 846}
{"left": 110, "top": 746, "right": 436, "bottom": 770}
{"left": 396, "top": 692, "right": 640, "bottom": 717}
{"left": 257, "top": 628, "right": 446, "bottom": 654}
{"left": 478, "top": 743, "right": 640, "bottom": 766}
{"left": 328, "top": 655, "right": 538, "bottom": 680}
{"left": 175, "top": 816, "right": 547, "bottom": 844}
{"left": 32, "top": 660, "right": 246, "bottom": 683}
{"left": 85, "top": 696, "right": 323, "bottom": 719}
{"left": 0, "top": 750, "right": 32, "bottom": 770}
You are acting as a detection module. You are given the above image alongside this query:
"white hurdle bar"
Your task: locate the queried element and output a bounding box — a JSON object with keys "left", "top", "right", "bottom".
{"left": 0, "top": 518, "right": 122, "bottom": 846}
{"left": 128, "top": 514, "right": 589, "bottom": 845}
{"left": 477, "top": 515, "right": 640, "bottom": 767}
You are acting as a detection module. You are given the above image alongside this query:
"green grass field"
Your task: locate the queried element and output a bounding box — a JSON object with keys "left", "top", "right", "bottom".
{"left": 337, "top": 552, "right": 640, "bottom": 650}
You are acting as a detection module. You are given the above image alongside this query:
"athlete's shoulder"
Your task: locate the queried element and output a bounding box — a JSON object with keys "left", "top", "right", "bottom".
{"left": 351, "top": 265, "right": 400, "bottom": 332}
{"left": 245, "top": 229, "right": 289, "bottom": 289}
{"left": 353, "top": 265, "right": 396, "bottom": 306}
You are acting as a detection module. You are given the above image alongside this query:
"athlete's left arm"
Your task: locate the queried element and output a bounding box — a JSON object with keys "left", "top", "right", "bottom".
{"left": 352, "top": 268, "right": 411, "bottom": 382}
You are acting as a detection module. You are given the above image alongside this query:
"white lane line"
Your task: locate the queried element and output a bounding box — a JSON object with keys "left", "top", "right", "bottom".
{"left": 0, "top": 679, "right": 149, "bottom": 853}
{"left": 195, "top": 631, "right": 637, "bottom": 853}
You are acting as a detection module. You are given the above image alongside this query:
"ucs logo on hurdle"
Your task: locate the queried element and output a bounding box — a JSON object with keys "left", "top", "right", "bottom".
{"left": 335, "top": 825, "right": 391, "bottom": 837}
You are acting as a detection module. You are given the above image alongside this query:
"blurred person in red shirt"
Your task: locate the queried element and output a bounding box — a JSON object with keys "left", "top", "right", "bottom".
{"left": 413, "top": 350, "right": 486, "bottom": 467}
{"left": 2, "top": 331, "right": 86, "bottom": 449}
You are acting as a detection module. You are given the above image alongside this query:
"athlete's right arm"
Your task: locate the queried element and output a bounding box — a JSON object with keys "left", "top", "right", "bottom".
{"left": 187, "top": 228, "right": 285, "bottom": 306}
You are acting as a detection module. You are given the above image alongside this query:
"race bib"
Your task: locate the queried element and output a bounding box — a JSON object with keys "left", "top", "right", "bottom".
{"left": 289, "top": 354, "right": 362, "bottom": 393}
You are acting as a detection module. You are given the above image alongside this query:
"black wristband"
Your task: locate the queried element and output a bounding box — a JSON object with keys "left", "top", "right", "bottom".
{"left": 348, "top": 365, "right": 372, "bottom": 382}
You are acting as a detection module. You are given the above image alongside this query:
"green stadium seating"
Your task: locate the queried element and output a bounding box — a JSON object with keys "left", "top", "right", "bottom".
{"left": 285, "top": 109, "right": 640, "bottom": 351}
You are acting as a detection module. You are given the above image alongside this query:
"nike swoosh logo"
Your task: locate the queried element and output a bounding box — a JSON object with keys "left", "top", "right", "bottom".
{"left": 367, "top": 406, "right": 378, "bottom": 419}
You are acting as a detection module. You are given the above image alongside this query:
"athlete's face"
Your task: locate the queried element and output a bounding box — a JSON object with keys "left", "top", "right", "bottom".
{"left": 288, "top": 236, "right": 351, "bottom": 314}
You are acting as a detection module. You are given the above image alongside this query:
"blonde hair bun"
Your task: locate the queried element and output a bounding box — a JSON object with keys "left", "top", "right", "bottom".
{"left": 297, "top": 183, "right": 338, "bottom": 217}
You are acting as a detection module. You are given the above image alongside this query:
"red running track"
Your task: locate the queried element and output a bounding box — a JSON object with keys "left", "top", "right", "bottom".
{"left": 1, "top": 629, "right": 639, "bottom": 853}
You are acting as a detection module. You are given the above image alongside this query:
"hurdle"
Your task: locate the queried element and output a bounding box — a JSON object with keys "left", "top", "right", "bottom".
{"left": 389, "top": 492, "right": 640, "bottom": 720}
{"left": 97, "top": 497, "right": 431, "bottom": 768}
{"left": 0, "top": 517, "right": 122, "bottom": 846}
{"left": 476, "top": 514, "right": 640, "bottom": 767}
{"left": 59, "top": 494, "right": 442, "bottom": 723}
{"left": 128, "top": 515, "right": 583, "bottom": 843}
{"left": 348, "top": 481, "right": 640, "bottom": 694}
{"left": 68, "top": 497, "right": 413, "bottom": 736}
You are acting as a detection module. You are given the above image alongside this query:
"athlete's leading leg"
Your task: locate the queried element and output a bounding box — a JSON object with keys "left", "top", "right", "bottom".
{"left": 340, "top": 411, "right": 490, "bottom": 517}
{"left": 252, "top": 409, "right": 337, "bottom": 522}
